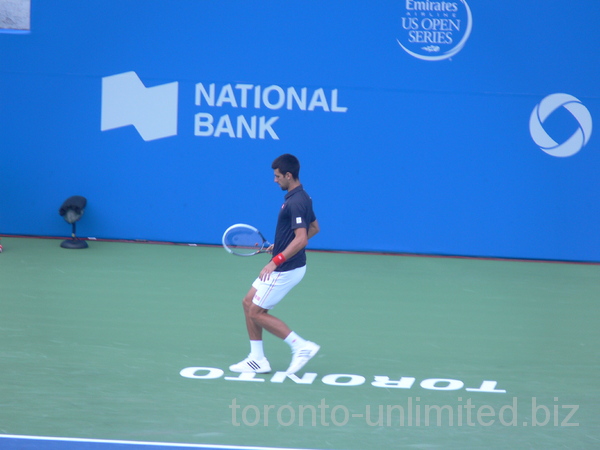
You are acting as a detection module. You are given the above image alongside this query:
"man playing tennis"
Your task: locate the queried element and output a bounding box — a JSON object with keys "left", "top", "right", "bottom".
{"left": 229, "top": 154, "right": 320, "bottom": 375}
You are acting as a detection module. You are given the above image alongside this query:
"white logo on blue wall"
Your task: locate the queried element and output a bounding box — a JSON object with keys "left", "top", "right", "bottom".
{"left": 529, "top": 94, "right": 593, "bottom": 158}
{"left": 101, "top": 71, "right": 348, "bottom": 142}
{"left": 397, "top": 0, "right": 472, "bottom": 61}
{"left": 101, "top": 72, "right": 179, "bottom": 141}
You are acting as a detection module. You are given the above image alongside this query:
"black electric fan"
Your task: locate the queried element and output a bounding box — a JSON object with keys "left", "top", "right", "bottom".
{"left": 58, "top": 195, "right": 88, "bottom": 249}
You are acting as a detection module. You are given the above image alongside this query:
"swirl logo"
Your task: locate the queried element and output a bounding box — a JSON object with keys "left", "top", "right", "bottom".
{"left": 529, "top": 93, "right": 593, "bottom": 158}
{"left": 397, "top": 0, "right": 473, "bottom": 61}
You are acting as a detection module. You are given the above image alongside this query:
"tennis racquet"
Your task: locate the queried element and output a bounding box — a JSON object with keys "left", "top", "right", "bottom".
{"left": 222, "top": 223, "right": 272, "bottom": 256}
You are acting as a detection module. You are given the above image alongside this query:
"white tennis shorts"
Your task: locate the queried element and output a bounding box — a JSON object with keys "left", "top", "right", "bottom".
{"left": 251, "top": 265, "right": 307, "bottom": 310}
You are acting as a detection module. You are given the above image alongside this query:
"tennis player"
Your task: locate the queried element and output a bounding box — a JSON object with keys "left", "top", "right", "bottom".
{"left": 229, "top": 154, "right": 320, "bottom": 374}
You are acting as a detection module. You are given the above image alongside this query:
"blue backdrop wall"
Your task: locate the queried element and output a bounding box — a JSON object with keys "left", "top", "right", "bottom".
{"left": 1, "top": 1, "right": 598, "bottom": 262}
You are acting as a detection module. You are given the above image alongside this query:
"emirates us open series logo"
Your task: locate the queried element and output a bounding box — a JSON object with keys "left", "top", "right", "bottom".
{"left": 397, "top": 0, "right": 472, "bottom": 61}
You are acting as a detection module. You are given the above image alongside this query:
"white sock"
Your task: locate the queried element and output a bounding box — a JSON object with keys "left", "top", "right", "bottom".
{"left": 284, "top": 331, "right": 307, "bottom": 352}
{"left": 250, "top": 340, "right": 265, "bottom": 360}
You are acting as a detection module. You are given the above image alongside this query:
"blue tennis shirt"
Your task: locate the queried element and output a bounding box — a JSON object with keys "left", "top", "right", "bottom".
{"left": 273, "top": 185, "right": 316, "bottom": 272}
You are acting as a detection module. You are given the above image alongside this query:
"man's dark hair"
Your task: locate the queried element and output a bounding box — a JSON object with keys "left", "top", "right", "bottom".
{"left": 272, "top": 154, "right": 300, "bottom": 180}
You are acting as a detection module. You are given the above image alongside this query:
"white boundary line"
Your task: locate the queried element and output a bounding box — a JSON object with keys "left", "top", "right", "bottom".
{"left": 0, "top": 435, "right": 319, "bottom": 450}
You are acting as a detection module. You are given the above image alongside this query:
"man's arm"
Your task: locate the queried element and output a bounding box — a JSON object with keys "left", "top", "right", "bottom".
{"left": 259, "top": 223, "right": 318, "bottom": 281}
{"left": 308, "top": 219, "right": 320, "bottom": 239}
{"left": 281, "top": 227, "right": 308, "bottom": 261}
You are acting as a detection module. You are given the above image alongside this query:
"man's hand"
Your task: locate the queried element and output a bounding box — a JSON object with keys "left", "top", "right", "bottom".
{"left": 259, "top": 261, "right": 277, "bottom": 281}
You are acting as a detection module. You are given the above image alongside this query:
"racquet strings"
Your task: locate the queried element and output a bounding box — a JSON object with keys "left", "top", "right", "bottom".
{"left": 224, "top": 227, "right": 265, "bottom": 255}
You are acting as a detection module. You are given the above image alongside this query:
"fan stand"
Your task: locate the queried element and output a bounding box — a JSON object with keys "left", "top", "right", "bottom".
{"left": 60, "top": 222, "right": 88, "bottom": 249}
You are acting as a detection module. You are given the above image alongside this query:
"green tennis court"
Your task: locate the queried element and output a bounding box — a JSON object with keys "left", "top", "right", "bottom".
{"left": 0, "top": 236, "right": 598, "bottom": 449}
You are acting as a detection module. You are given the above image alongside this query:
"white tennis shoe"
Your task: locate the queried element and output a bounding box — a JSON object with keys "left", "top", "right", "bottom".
{"left": 286, "top": 341, "right": 320, "bottom": 374}
{"left": 229, "top": 356, "right": 271, "bottom": 373}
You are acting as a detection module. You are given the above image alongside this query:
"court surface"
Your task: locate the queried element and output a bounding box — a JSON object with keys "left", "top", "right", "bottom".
{"left": 0, "top": 236, "right": 598, "bottom": 449}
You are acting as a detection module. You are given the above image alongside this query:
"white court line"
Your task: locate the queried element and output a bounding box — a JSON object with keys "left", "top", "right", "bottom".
{"left": 0, "top": 435, "right": 320, "bottom": 450}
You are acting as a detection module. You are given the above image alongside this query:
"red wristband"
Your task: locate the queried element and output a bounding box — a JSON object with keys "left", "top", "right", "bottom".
{"left": 272, "top": 253, "right": 286, "bottom": 266}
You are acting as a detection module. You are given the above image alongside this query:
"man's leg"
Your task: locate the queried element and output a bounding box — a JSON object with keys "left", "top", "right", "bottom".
{"left": 229, "top": 287, "right": 272, "bottom": 374}
{"left": 231, "top": 268, "right": 319, "bottom": 374}
{"left": 246, "top": 301, "right": 291, "bottom": 340}
{"left": 243, "top": 287, "right": 263, "bottom": 340}
{"left": 246, "top": 297, "right": 320, "bottom": 376}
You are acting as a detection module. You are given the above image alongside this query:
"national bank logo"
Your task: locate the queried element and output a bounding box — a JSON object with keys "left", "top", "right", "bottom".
{"left": 397, "top": 0, "right": 472, "bottom": 61}
{"left": 101, "top": 72, "right": 179, "bottom": 141}
{"left": 101, "top": 71, "right": 348, "bottom": 142}
{"left": 529, "top": 93, "right": 593, "bottom": 158}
